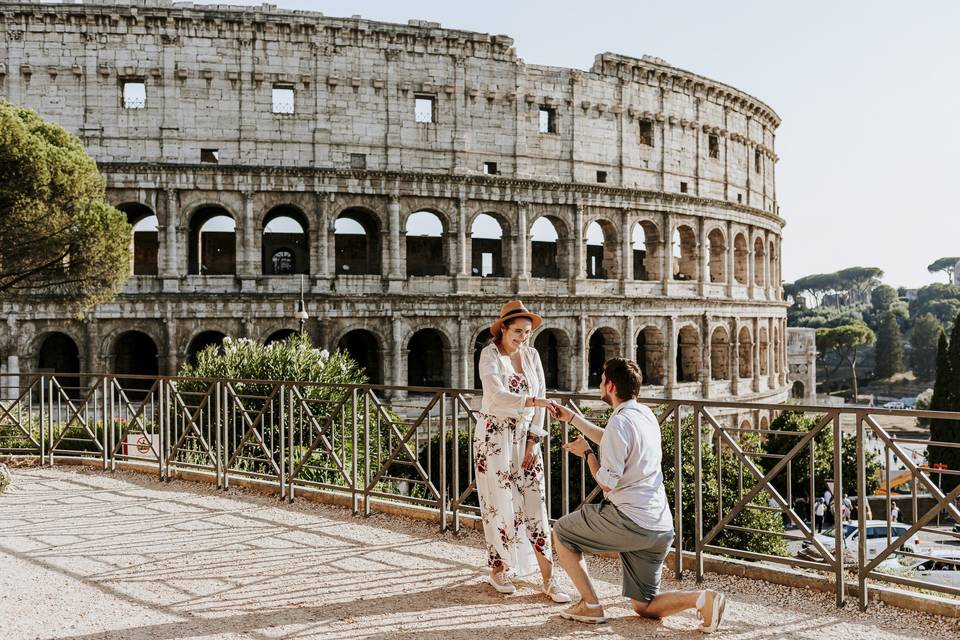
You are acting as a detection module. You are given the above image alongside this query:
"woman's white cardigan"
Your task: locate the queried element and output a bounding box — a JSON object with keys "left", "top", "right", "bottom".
{"left": 477, "top": 342, "right": 549, "bottom": 437}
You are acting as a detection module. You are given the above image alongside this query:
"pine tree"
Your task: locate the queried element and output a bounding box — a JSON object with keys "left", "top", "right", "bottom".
{"left": 910, "top": 313, "right": 943, "bottom": 380}
{"left": 928, "top": 314, "right": 960, "bottom": 490}
{"left": 874, "top": 311, "right": 905, "bottom": 378}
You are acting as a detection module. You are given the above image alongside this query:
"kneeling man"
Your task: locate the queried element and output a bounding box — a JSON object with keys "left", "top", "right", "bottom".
{"left": 549, "top": 358, "right": 725, "bottom": 633}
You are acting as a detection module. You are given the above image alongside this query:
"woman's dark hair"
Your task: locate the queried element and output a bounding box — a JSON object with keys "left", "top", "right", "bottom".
{"left": 602, "top": 357, "right": 643, "bottom": 400}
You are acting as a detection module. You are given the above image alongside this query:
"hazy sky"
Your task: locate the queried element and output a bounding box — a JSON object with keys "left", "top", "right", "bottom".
{"left": 221, "top": 0, "right": 958, "bottom": 288}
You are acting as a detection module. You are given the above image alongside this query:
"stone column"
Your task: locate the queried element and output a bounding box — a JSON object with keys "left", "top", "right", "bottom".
{"left": 665, "top": 315, "right": 677, "bottom": 396}
{"left": 573, "top": 205, "right": 586, "bottom": 283}
{"left": 163, "top": 314, "right": 178, "bottom": 376}
{"left": 624, "top": 314, "right": 636, "bottom": 360}
{"left": 458, "top": 316, "right": 472, "bottom": 389}
{"left": 661, "top": 212, "right": 673, "bottom": 296}
{"left": 576, "top": 314, "right": 588, "bottom": 391}
{"left": 314, "top": 193, "right": 331, "bottom": 284}
{"left": 391, "top": 315, "right": 405, "bottom": 399}
{"left": 763, "top": 230, "right": 772, "bottom": 299}
{"left": 698, "top": 216, "right": 708, "bottom": 296}
{"left": 239, "top": 190, "right": 257, "bottom": 289}
{"left": 730, "top": 318, "right": 739, "bottom": 396}
{"left": 767, "top": 317, "right": 777, "bottom": 388}
{"left": 725, "top": 220, "right": 735, "bottom": 298}
{"left": 387, "top": 194, "right": 403, "bottom": 291}
{"left": 752, "top": 317, "right": 761, "bottom": 392}
{"left": 515, "top": 201, "right": 530, "bottom": 293}
{"left": 5, "top": 356, "right": 19, "bottom": 402}
{"left": 161, "top": 188, "right": 180, "bottom": 292}
{"left": 620, "top": 209, "right": 633, "bottom": 294}
{"left": 747, "top": 228, "right": 756, "bottom": 299}
{"left": 455, "top": 198, "right": 469, "bottom": 290}
{"left": 701, "top": 314, "right": 712, "bottom": 398}
{"left": 781, "top": 318, "right": 789, "bottom": 386}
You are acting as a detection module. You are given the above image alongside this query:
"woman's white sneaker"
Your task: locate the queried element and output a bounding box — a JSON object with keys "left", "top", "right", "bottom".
{"left": 487, "top": 571, "right": 516, "bottom": 594}
{"left": 543, "top": 581, "right": 572, "bottom": 603}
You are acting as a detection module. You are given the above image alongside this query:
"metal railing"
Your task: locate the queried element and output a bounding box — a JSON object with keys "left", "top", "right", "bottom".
{"left": 3, "top": 372, "right": 960, "bottom": 609}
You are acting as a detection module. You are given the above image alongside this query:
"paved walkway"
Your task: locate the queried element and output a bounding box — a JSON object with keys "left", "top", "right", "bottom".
{"left": 1, "top": 466, "right": 958, "bottom": 640}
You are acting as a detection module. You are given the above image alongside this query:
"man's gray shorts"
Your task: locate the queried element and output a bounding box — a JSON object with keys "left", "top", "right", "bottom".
{"left": 553, "top": 501, "right": 674, "bottom": 603}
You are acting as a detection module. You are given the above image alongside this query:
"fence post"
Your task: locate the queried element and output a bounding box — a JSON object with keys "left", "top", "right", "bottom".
{"left": 216, "top": 381, "right": 224, "bottom": 491}
{"left": 694, "top": 404, "right": 704, "bottom": 583}
{"left": 674, "top": 403, "right": 683, "bottom": 580}
{"left": 451, "top": 394, "right": 460, "bottom": 532}
{"left": 439, "top": 392, "right": 447, "bottom": 532}
{"left": 280, "top": 384, "right": 287, "bottom": 501}
{"left": 363, "top": 388, "right": 371, "bottom": 518}
{"left": 856, "top": 412, "right": 868, "bottom": 610}
{"left": 832, "top": 412, "right": 845, "bottom": 607}
{"left": 353, "top": 390, "right": 362, "bottom": 515}
{"left": 103, "top": 377, "right": 109, "bottom": 471}
{"left": 109, "top": 377, "right": 116, "bottom": 473}
{"left": 39, "top": 376, "right": 46, "bottom": 465}
{"left": 288, "top": 383, "right": 297, "bottom": 503}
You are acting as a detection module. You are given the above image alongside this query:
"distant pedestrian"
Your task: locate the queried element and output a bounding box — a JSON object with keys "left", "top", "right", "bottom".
{"left": 815, "top": 499, "right": 826, "bottom": 533}
{"left": 842, "top": 494, "right": 853, "bottom": 522}
{"left": 891, "top": 503, "right": 900, "bottom": 523}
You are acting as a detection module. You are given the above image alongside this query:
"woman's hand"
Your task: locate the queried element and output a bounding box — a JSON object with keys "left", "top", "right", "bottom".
{"left": 522, "top": 439, "right": 540, "bottom": 470}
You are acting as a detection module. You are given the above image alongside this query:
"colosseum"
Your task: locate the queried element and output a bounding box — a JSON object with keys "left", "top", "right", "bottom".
{"left": 0, "top": 1, "right": 791, "bottom": 419}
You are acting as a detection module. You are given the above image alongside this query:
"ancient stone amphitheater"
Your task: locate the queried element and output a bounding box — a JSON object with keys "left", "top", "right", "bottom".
{"left": 0, "top": 1, "right": 790, "bottom": 417}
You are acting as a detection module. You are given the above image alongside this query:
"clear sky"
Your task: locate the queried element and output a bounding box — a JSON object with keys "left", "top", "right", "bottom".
{"left": 221, "top": 0, "right": 959, "bottom": 288}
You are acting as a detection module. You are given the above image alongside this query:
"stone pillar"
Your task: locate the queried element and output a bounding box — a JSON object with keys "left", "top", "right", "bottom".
{"left": 455, "top": 198, "right": 469, "bottom": 290}
{"left": 768, "top": 317, "right": 777, "bottom": 388}
{"left": 387, "top": 195, "right": 403, "bottom": 291}
{"left": 391, "top": 315, "right": 405, "bottom": 399}
{"left": 515, "top": 201, "right": 530, "bottom": 292}
{"left": 576, "top": 314, "right": 588, "bottom": 391}
{"left": 781, "top": 318, "right": 789, "bottom": 386}
{"left": 314, "top": 193, "right": 331, "bottom": 284}
{"left": 5, "top": 356, "right": 19, "bottom": 402}
{"left": 239, "top": 190, "right": 257, "bottom": 289}
{"left": 661, "top": 212, "right": 673, "bottom": 296}
{"left": 725, "top": 220, "right": 735, "bottom": 297}
{"left": 747, "top": 229, "right": 756, "bottom": 299}
{"left": 752, "top": 317, "right": 761, "bottom": 392}
{"left": 624, "top": 315, "right": 636, "bottom": 360}
{"left": 620, "top": 209, "right": 633, "bottom": 294}
{"left": 763, "top": 230, "right": 772, "bottom": 299}
{"left": 573, "top": 205, "right": 586, "bottom": 282}
{"left": 730, "top": 318, "right": 739, "bottom": 396}
{"left": 458, "top": 317, "right": 472, "bottom": 389}
{"left": 665, "top": 315, "right": 677, "bottom": 396}
{"left": 698, "top": 217, "right": 708, "bottom": 296}
{"left": 161, "top": 188, "right": 180, "bottom": 292}
{"left": 701, "top": 314, "right": 712, "bottom": 398}
{"left": 163, "top": 315, "right": 178, "bottom": 376}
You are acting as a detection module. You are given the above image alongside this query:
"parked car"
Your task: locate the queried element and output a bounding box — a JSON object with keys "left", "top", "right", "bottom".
{"left": 877, "top": 549, "right": 960, "bottom": 588}
{"left": 801, "top": 521, "right": 920, "bottom": 561}
{"left": 882, "top": 401, "right": 906, "bottom": 409}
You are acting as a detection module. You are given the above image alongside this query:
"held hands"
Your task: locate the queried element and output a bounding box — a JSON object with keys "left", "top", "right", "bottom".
{"left": 547, "top": 401, "right": 574, "bottom": 423}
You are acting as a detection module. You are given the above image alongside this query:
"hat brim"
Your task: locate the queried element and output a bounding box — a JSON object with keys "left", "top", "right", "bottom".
{"left": 491, "top": 312, "right": 543, "bottom": 337}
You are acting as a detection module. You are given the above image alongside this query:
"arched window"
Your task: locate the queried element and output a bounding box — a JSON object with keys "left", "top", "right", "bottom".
{"left": 585, "top": 221, "right": 618, "bottom": 280}
{"left": 710, "top": 327, "right": 731, "bottom": 380}
{"left": 407, "top": 329, "right": 448, "bottom": 388}
{"left": 118, "top": 204, "right": 159, "bottom": 276}
{"left": 673, "top": 226, "right": 697, "bottom": 281}
{"left": 471, "top": 213, "right": 506, "bottom": 277}
{"left": 754, "top": 237, "right": 766, "bottom": 287}
{"left": 112, "top": 330, "right": 159, "bottom": 397}
{"left": 188, "top": 208, "right": 236, "bottom": 275}
{"left": 707, "top": 229, "right": 726, "bottom": 283}
{"left": 531, "top": 216, "right": 561, "bottom": 279}
{"left": 335, "top": 209, "right": 382, "bottom": 275}
{"left": 791, "top": 381, "right": 805, "bottom": 399}
{"left": 186, "top": 331, "right": 227, "bottom": 367}
{"left": 676, "top": 326, "right": 701, "bottom": 382}
{"left": 635, "top": 326, "right": 665, "bottom": 385}
{"left": 734, "top": 234, "right": 748, "bottom": 285}
{"left": 738, "top": 326, "right": 753, "bottom": 379}
{"left": 36, "top": 332, "right": 81, "bottom": 399}
{"left": 759, "top": 327, "right": 770, "bottom": 376}
{"left": 632, "top": 222, "right": 660, "bottom": 281}
{"left": 338, "top": 329, "right": 382, "bottom": 384}
{"left": 262, "top": 209, "right": 308, "bottom": 275}
{"left": 406, "top": 211, "right": 446, "bottom": 277}
{"left": 769, "top": 239, "right": 778, "bottom": 289}
{"left": 265, "top": 329, "right": 298, "bottom": 345}
{"left": 535, "top": 329, "right": 570, "bottom": 390}
{"left": 588, "top": 327, "right": 621, "bottom": 387}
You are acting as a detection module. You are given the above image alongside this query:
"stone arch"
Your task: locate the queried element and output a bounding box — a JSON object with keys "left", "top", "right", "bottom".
{"left": 585, "top": 217, "right": 619, "bottom": 280}
{"left": 335, "top": 207, "right": 382, "bottom": 275}
{"left": 707, "top": 227, "right": 726, "bottom": 283}
{"left": 754, "top": 236, "right": 766, "bottom": 287}
{"left": 587, "top": 326, "right": 622, "bottom": 387}
{"left": 734, "top": 233, "right": 748, "bottom": 285}
{"left": 116, "top": 203, "right": 159, "bottom": 276}
{"left": 472, "top": 327, "right": 494, "bottom": 389}
{"left": 185, "top": 330, "right": 228, "bottom": 367}
{"left": 262, "top": 205, "right": 309, "bottom": 275}
{"left": 471, "top": 212, "right": 508, "bottom": 277}
{"left": 338, "top": 328, "right": 384, "bottom": 384}
{"left": 407, "top": 327, "right": 452, "bottom": 389}
{"left": 738, "top": 325, "right": 753, "bottom": 379}
{"left": 710, "top": 326, "right": 731, "bottom": 380}
{"left": 759, "top": 415, "right": 770, "bottom": 430}
{"left": 739, "top": 419, "right": 752, "bottom": 431}
{"left": 530, "top": 214, "right": 567, "bottom": 279}
{"left": 635, "top": 325, "right": 665, "bottom": 386}
{"left": 111, "top": 330, "right": 160, "bottom": 397}
{"left": 758, "top": 326, "right": 770, "bottom": 376}
{"left": 405, "top": 210, "right": 449, "bottom": 277}
{"left": 632, "top": 219, "right": 661, "bottom": 281}
{"left": 34, "top": 331, "right": 81, "bottom": 399}
{"left": 676, "top": 324, "right": 701, "bottom": 383}
{"left": 791, "top": 380, "right": 805, "bottom": 399}
{"left": 673, "top": 224, "right": 697, "bottom": 281}
{"left": 264, "top": 328, "right": 299, "bottom": 345}
{"left": 534, "top": 327, "right": 573, "bottom": 391}
{"left": 774, "top": 326, "right": 782, "bottom": 373}
{"left": 187, "top": 205, "right": 236, "bottom": 275}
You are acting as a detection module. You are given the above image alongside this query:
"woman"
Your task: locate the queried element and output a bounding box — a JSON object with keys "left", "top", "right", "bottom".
{"left": 475, "top": 300, "right": 570, "bottom": 603}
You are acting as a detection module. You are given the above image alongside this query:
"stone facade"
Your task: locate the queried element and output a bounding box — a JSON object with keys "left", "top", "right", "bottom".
{"left": 787, "top": 328, "right": 817, "bottom": 402}
{"left": 0, "top": 1, "right": 789, "bottom": 414}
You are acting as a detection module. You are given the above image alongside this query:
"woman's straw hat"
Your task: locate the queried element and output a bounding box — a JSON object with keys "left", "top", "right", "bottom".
{"left": 490, "top": 300, "right": 543, "bottom": 336}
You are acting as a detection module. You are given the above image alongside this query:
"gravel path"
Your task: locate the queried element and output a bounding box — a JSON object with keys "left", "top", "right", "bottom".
{"left": 1, "top": 466, "right": 959, "bottom": 640}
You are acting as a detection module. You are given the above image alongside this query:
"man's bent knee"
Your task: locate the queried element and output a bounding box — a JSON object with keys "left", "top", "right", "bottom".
{"left": 552, "top": 529, "right": 577, "bottom": 555}
{"left": 629, "top": 598, "right": 660, "bottom": 619}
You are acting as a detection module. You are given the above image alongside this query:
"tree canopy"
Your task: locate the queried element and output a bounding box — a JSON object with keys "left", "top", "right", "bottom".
{"left": 909, "top": 283, "right": 960, "bottom": 328}
{"left": 928, "top": 257, "right": 960, "bottom": 282}
{"left": 928, "top": 314, "right": 960, "bottom": 488}
{"left": 816, "top": 322, "right": 876, "bottom": 399}
{"left": 0, "top": 100, "right": 130, "bottom": 309}
{"left": 910, "top": 314, "right": 944, "bottom": 380}
{"left": 874, "top": 312, "right": 905, "bottom": 379}
{"left": 792, "top": 267, "right": 884, "bottom": 307}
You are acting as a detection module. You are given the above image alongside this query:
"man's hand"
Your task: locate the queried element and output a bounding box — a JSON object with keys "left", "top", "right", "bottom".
{"left": 548, "top": 402, "right": 574, "bottom": 423}
{"left": 563, "top": 436, "right": 592, "bottom": 458}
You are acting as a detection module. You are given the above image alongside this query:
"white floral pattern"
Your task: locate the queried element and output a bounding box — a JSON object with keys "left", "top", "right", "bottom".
{"left": 475, "top": 372, "right": 551, "bottom": 575}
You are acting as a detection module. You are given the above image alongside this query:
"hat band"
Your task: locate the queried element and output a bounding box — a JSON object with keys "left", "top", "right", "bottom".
{"left": 500, "top": 308, "right": 533, "bottom": 321}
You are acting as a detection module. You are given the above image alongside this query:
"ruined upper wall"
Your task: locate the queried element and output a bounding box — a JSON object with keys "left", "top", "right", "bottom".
{"left": 0, "top": 1, "right": 781, "bottom": 213}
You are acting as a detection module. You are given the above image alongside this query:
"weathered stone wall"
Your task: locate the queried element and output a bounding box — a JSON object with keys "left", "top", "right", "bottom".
{"left": 0, "top": 1, "right": 790, "bottom": 414}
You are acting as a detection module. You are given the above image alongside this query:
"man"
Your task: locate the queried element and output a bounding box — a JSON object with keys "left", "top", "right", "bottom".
{"left": 547, "top": 358, "right": 725, "bottom": 632}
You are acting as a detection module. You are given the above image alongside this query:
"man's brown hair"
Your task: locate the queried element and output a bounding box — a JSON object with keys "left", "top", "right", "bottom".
{"left": 602, "top": 357, "right": 643, "bottom": 400}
